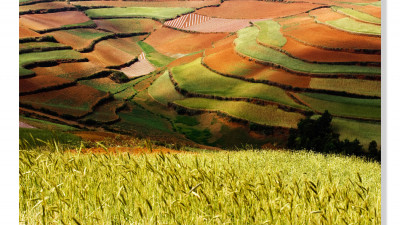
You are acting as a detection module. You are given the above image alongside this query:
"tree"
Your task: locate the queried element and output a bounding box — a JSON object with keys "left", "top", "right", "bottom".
{"left": 368, "top": 140, "right": 380, "bottom": 162}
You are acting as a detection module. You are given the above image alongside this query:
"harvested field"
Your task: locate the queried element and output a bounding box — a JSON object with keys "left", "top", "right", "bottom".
{"left": 32, "top": 62, "right": 103, "bottom": 80}
{"left": 172, "top": 58, "right": 306, "bottom": 109}
{"left": 19, "top": 75, "right": 74, "bottom": 94}
{"left": 48, "top": 28, "right": 111, "bottom": 50}
{"left": 281, "top": 36, "right": 381, "bottom": 63}
{"left": 94, "top": 18, "right": 162, "bottom": 33}
{"left": 80, "top": 99, "right": 125, "bottom": 123}
{"left": 148, "top": 71, "right": 185, "bottom": 105}
{"left": 85, "top": 7, "right": 194, "bottom": 20}
{"left": 203, "top": 41, "right": 311, "bottom": 88}
{"left": 19, "top": 2, "right": 75, "bottom": 13}
{"left": 293, "top": 92, "right": 380, "bottom": 120}
{"left": 83, "top": 36, "right": 145, "bottom": 67}
{"left": 173, "top": 98, "right": 304, "bottom": 128}
{"left": 282, "top": 17, "right": 381, "bottom": 51}
{"left": 20, "top": 84, "right": 110, "bottom": 118}
{"left": 164, "top": 13, "right": 211, "bottom": 29}
{"left": 309, "top": 78, "right": 381, "bottom": 97}
{"left": 19, "top": 11, "right": 91, "bottom": 32}
{"left": 121, "top": 55, "right": 156, "bottom": 78}
{"left": 235, "top": 26, "right": 380, "bottom": 76}
{"left": 144, "top": 27, "right": 228, "bottom": 55}
{"left": 72, "top": 0, "right": 220, "bottom": 9}
{"left": 196, "top": 1, "right": 323, "bottom": 19}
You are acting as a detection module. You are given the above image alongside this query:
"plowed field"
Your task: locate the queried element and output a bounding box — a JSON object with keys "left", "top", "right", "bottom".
{"left": 19, "top": 11, "right": 91, "bottom": 31}
{"left": 20, "top": 76, "right": 74, "bottom": 94}
{"left": 94, "top": 18, "right": 162, "bottom": 33}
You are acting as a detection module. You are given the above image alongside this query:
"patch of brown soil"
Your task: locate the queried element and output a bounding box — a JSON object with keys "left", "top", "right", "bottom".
{"left": 144, "top": 27, "right": 228, "bottom": 55}
{"left": 94, "top": 18, "right": 162, "bottom": 33}
{"left": 19, "top": 23, "right": 41, "bottom": 38}
{"left": 19, "top": 75, "right": 74, "bottom": 94}
{"left": 19, "top": 11, "right": 91, "bottom": 31}
{"left": 309, "top": 7, "right": 346, "bottom": 22}
{"left": 48, "top": 29, "right": 111, "bottom": 50}
{"left": 353, "top": 5, "right": 381, "bottom": 18}
{"left": 32, "top": 62, "right": 103, "bottom": 80}
{"left": 72, "top": 0, "right": 220, "bottom": 8}
{"left": 167, "top": 52, "right": 204, "bottom": 68}
{"left": 196, "top": 1, "right": 323, "bottom": 19}
{"left": 19, "top": 2, "right": 74, "bottom": 12}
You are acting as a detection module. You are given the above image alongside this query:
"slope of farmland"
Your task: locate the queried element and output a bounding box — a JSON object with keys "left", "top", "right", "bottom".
{"left": 121, "top": 52, "right": 156, "bottom": 78}
{"left": 72, "top": 0, "right": 220, "bottom": 8}
{"left": 19, "top": 2, "right": 75, "bottom": 14}
{"left": 20, "top": 75, "right": 74, "bottom": 95}
{"left": 32, "top": 62, "right": 103, "bottom": 80}
{"left": 48, "top": 29, "right": 112, "bottom": 50}
{"left": 85, "top": 7, "right": 195, "bottom": 20}
{"left": 94, "top": 18, "right": 162, "bottom": 33}
{"left": 148, "top": 71, "right": 185, "bottom": 105}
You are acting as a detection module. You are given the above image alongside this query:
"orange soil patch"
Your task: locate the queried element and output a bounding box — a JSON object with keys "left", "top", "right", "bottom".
{"left": 19, "top": 11, "right": 91, "bottom": 31}
{"left": 144, "top": 27, "right": 228, "bottom": 55}
{"left": 281, "top": 36, "right": 381, "bottom": 63}
{"left": 203, "top": 39, "right": 311, "bottom": 88}
{"left": 19, "top": 75, "right": 74, "bottom": 94}
{"left": 68, "top": 146, "right": 184, "bottom": 155}
{"left": 19, "top": 24, "right": 41, "bottom": 38}
{"left": 71, "top": 130, "right": 129, "bottom": 142}
{"left": 19, "top": 2, "right": 75, "bottom": 12}
{"left": 167, "top": 52, "right": 204, "bottom": 68}
{"left": 48, "top": 29, "right": 111, "bottom": 50}
{"left": 83, "top": 36, "right": 145, "bottom": 67}
{"left": 72, "top": 0, "right": 220, "bottom": 8}
{"left": 94, "top": 18, "right": 162, "bottom": 33}
{"left": 20, "top": 84, "right": 109, "bottom": 118}
{"left": 32, "top": 62, "right": 103, "bottom": 80}
{"left": 283, "top": 18, "right": 381, "bottom": 50}
{"left": 196, "top": 1, "right": 323, "bottom": 19}
{"left": 309, "top": 7, "right": 346, "bottom": 22}
{"left": 351, "top": 5, "right": 381, "bottom": 18}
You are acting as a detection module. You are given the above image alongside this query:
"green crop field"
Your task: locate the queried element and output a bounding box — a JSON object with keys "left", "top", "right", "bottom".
{"left": 326, "top": 17, "right": 381, "bottom": 35}
{"left": 255, "top": 20, "right": 287, "bottom": 47}
{"left": 138, "top": 41, "right": 175, "bottom": 67}
{"left": 333, "top": 6, "right": 381, "bottom": 24}
{"left": 19, "top": 42, "right": 69, "bottom": 52}
{"left": 174, "top": 98, "right": 304, "bottom": 128}
{"left": 94, "top": 18, "right": 161, "bottom": 33}
{"left": 19, "top": 147, "right": 381, "bottom": 224}
{"left": 295, "top": 92, "right": 381, "bottom": 120}
{"left": 19, "top": 50, "right": 84, "bottom": 67}
{"left": 148, "top": 71, "right": 185, "bottom": 105}
{"left": 309, "top": 78, "right": 381, "bottom": 97}
{"left": 61, "top": 20, "right": 96, "bottom": 28}
{"left": 85, "top": 7, "right": 194, "bottom": 20}
{"left": 19, "top": 116, "right": 78, "bottom": 132}
{"left": 62, "top": 29, "right": 111, "bottom": 40}
{"left": 172, "top": 58, "right": 306, "bottom": 109}
{"left": 332, "top": 117, "right": 381, "bottom": 147}
{"left": 19, "top": 128, "right": 81, "bottom": 149}
{"left": 234, "top": 26, "right": 380, "bottom": 76}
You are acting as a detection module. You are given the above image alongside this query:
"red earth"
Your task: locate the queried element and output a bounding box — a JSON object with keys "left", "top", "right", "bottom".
{"left": 20, "top": 75, "right": 74, "bottom": 94}
{"left": 19, "top": 11, "right": 91, "bottom": 31}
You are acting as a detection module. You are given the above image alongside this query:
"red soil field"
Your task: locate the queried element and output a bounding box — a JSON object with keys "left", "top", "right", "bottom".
{"left": 48, "top": 29, "right": 111, "bottom": 50}
{"left": 19, "top": 2, "right": 75, "bottom": 12}
{"left": 72, "top": 0, "right": 220, "bottom": 8}
{"left": 94, "top": 18, "right": 162, "bottom": 33}
{"left": 121, "top": 55, "right": 156, "bottom": 78}
{"left": 20, "top": 84, "right": 110, "bottom": 118}
{"left": 195, "top": 1, "right": 323, "bottom": 19}
{"left": 351, "top": 5, "right": 381, "bottom": 18}
{"left": 83, "top": 36, "right": 146, "bottom": 67}
{"left": 32, "top": 62, "right": 104, "bottom": 80}
{"left": 19, "top": 75, "right": 74, "bottom": 94}
{"left": 183, "top": 17, "right": 261, "bottom": 33}
{"left": 19, "top": 11, "right": 91, "bottom": 31}
{"left": 19, "top": 24, "right": 41, "bottom": 38}
{"left": 167, "top": 52, "right": 203, "bottom": 68}
{"left": 283, "top": 17, "right": 381, "bottom": 50}
{"left": 309, "top": 7, "right": 346, "bottom": 22}
{"left": 280, "top": 36, "right": 381, "bottom": 63}
{"left": 203, "top": 38, "right": 311, "bottom": 88}
{"left": 144, "top": 27, "right": 228, "bottom": 55}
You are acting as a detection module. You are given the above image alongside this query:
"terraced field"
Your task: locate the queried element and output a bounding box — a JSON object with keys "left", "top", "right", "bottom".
{"left": 19, "top": 0, "right": 381, "bottom": 150}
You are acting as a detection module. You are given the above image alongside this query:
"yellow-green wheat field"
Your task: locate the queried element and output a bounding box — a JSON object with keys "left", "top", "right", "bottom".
{"left": 19, "top": 148, "right": 381, "bottom": 224}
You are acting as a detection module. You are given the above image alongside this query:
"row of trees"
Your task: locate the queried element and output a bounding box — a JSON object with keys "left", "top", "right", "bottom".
{"left": 287, "top": 111, "right": 380, "bottom": 162}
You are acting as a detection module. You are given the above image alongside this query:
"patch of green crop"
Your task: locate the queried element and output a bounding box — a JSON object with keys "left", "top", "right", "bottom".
{"left": 19, "top": 50, "right": 84, "bottom": 67}
{"left": 174, "top": 98, "right": 304, "bottom": 128}
{"left": 255, "top": 20, "right": 287, "bottom": 47}
{"left": 19, "top": 128, "right": 81, "bottom": 149}
{"left": 172, "top": 58, "right": 306, "bottom": 109}
{"left": 138, "top": 41, "right": 175, "bottom": 67}
{"left": 63, "top": 28, "right": 111, "bottom": 40}
{"left": 234, "top": 26, "right": 380, "bottom": 75}
{"left": 326, "top": 17, "right": 381, "bottom": 35}
{"left": 333, "top": 6, "right": 380, "bottom": 24}
{"left": 61, "top": 20, "right": 96, "bottom": 28}
{"left": 174, "top": 115, "right": 199, "bottom": 126}
{"left": 19, "top": 66, "right": 35, "bottom": 77}
{"left": 19, "top": 42, "right": 68, "bottom": 51}
{"left": 20, "top": 116, "right": 78, "bottom": 131}
{"left": 297, "top": 92, "right": 380, "bottom": 120}
{"left": 19, "top": 148, "right": 381, "bottom": 224}
{"left": 85, "top": 7, "right": 194, "bottom": 20}
{"left": 148, "top": 71, "right": 184, "bottom": 105}
{"left": 175, "top": 124, "right": 212, "bottom": 144}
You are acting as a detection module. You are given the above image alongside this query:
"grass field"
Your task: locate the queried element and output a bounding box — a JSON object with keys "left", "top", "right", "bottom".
{"left": 333, "top": 6, "right": 381, "bottom": 24}
{"left": 309, "top": 78, "right": 381, "bottom": 97}
{"left": 19, "top": 128, "right": 81, "bottom": 149}
{"left": 81, "top": 100, "right": 124, "bottom": 123}
{"left": 19, "top": 116, "right": 78, "bottom": 132}
{"left": 85, "top": 7, "right": 194, "bottom": 20}
{"left": 172, "top": 58, "right": 306, "bottom": 109}
{"left": 235, "top": 26, "right": 380, "bottom": 75}
{"left": 325, "top": 17, "right": 381, "bottom": 35}
{"left": 138, "top": 41, "right": 175, "bottom": 67}
{"left": 19, "top": 42, "right": 69, "bottom": 52}
{"left": 255, "top": 20, "right": 286, "bottom": 47}
{"left": 295, "top": 92, "right": 381, "bottom": 120}
{"left": 174, "top": 98, "right": 304, "bottom": 128}
{"left": 20, "top": 147, "right": 381, "bottom": 224}
{"left": 148, "top": 71, "right": 185, "bottom": 105}
{"left": 20, "top": 50, "right": 84, "bottom": 68}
